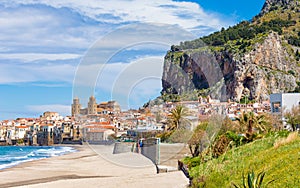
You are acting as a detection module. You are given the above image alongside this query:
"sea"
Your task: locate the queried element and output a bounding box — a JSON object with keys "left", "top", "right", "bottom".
{"left": 0, "top": 146, "right": 76, "bottom": 170}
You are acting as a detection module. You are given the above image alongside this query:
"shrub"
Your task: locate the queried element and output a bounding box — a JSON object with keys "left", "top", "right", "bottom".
{"left": 226, "top": 131, "right": 247, "bottom": 147}
{"left": 265, "top": 130, "right": 290, "bottom": 138}
{"left": 212, "top": 134, "right": 231, "bottom": 158}
{"left": 185, "top": 156, "right": 201, "bottom": 168}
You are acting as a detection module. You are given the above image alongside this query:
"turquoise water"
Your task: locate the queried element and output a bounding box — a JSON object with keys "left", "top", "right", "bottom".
{"left": 0, "top": 146, "right": 76, "bottom": 170}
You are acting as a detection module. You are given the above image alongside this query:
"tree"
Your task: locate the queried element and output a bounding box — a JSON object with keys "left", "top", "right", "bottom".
{"left": 236, "top": 112, "right": 269, "bottom": 140}
{"left": 168, "top": 105, "right": 190, "bottom": 130}
{"left": 188, "top": 122, "right": 208, "bottom": 157}
{"left": 284, "top": 106, "right": 300, "bottom": 131}
{"left": 253, "top": 114, "right": 269, "bottom": 133}
{"left": 236, "top": 112, "right": 254, "bottom": 134}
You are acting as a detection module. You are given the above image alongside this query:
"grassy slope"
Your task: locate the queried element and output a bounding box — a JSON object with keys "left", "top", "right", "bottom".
{"left": 188, "top": 134, "right": 300, "bottom": 187}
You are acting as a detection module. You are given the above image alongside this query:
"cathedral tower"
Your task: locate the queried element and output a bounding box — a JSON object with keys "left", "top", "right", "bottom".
{"left": 71, "top": 97, "right": 81, "bottom": 116}
{"left": 88, "top": 96, "right": 97, "bottom": 115}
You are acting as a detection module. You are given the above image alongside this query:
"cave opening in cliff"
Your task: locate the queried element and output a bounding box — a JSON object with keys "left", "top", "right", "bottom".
{"left": 192, "top": 72, "right": 209, "bottom": 90}
{"left": 243, "top": 77, "right": 255, "bottom": 100}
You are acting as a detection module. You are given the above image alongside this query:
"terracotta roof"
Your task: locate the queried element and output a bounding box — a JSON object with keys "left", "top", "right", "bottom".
{"left": 40, "top": 123, "right": 54, "bottom": 126}
{"left": 16, "top": 126, "right": 28, "bottom": 129}
{"left": 87, "top": 129, "right": 106, "bottom": 133}
{"left": 91, "top": 121, "right": 111, "bottom": 125}
{"left": 100, "top": 102, "right": 108, "bottom": 105}
{"left": 100, "top": 125, "right": 115, "bottom": 129}
{"left": 86, "top": 125, "right": 115, "bottom": 129}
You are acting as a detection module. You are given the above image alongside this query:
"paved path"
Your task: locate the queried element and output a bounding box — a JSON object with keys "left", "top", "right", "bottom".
{"left": 0, "top": 145, "right": 189, "bottom": 188}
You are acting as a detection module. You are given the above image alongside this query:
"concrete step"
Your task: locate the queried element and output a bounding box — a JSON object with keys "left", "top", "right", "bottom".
{"left": 159, "top": 143, "right": 190, "bottom": 168}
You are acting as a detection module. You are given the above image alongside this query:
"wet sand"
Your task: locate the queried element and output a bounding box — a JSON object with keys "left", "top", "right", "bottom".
{"left": 0, "top": 144, "right": 189, "bottom": 188}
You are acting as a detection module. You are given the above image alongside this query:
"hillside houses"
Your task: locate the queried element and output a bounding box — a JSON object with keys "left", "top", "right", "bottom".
{"left": 0, "top": 95, "right": 276, "bottom": 146}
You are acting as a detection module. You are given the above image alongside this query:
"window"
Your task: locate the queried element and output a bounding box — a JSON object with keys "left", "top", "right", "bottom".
{"left": 272, "top": 102, "right": 281, "bottom": 113}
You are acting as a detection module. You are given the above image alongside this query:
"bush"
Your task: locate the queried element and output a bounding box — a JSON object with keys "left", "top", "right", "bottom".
{"left": 288, "top": 70, "right": 295, "bottom": 75}
{"left": 178, "top": 18, "right": 296, "bottom": 51}
{"left": 265, "top": 130, "right": 290, "bottom": 138}
{"left": 184, "top": 156, "right": 201, "bottom": 168}
{"left": 288, "top": 36, "right": 300, "bottom": 46}
{"left": 212, "top": 134, "right": 231, "bottom": 157}
{"left": 226, "top": 131, "right": 247, "bottom": 147}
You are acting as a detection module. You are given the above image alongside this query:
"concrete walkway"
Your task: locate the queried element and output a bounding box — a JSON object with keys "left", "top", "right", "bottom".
{"left": 0, "top": 145, "right": 189, "bottom": 188}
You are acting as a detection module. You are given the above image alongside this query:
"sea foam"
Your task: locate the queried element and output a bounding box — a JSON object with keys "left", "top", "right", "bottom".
{"left": 0, "top": 146, "right": 76, "bottom": 170}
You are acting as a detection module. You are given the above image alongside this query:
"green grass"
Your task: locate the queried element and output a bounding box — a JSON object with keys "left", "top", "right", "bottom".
{"left": 185, "top": 133, "right": 300, "bottom": 187}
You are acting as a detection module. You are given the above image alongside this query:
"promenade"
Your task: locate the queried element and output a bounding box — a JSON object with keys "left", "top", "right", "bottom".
{"left": 0, "top": 144, "right": 189, "bottom": 188}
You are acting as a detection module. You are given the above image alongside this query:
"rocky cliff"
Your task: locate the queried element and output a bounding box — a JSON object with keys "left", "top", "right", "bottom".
{"left": 260, "top": 0, "right": 299, "bottom": 15}
{"left": 161, "top": 0, "right": 300, "bottom": 102}
{"left": 228, "top": 32, "right": 297, "bottom": 101}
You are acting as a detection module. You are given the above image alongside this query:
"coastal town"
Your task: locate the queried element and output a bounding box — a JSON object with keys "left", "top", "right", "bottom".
{"left": 0, "top": 93, "right": 298, "bottom": 146}
{"left": 1, "top": 0, "right": 300, "bottom": 187}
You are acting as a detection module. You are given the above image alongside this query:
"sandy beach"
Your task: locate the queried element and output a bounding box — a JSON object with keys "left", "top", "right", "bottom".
{"left": 0, "top": 144, "right": 189, "bottom": 188}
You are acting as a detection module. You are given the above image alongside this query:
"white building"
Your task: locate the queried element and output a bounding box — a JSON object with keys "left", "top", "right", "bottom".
{"left": 15, "top": 126, "right": 29, "bottom": 139}
{"left": 270, "top": 93, "right": 300, "bottom": 113}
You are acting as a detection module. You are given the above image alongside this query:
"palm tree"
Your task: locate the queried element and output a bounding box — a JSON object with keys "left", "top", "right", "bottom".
{"left": 254, "top": 114, "right": 269, "bottom": 133}
{"left": 236, "top": 112, "right": 254, "bottom": 134}
{"left": 236, "top": 112, "right": 269, "bottom": 139}
{"left": 169, "top": 105, "right": 190, "bottom": 130}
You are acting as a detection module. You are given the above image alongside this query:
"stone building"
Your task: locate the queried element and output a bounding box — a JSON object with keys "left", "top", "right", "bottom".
{"left": 97, "top": 101, "right": 121, "bottom": 114}
{"left": 71, "top": 98, "right": 81, "bottom": 116}
{"left": 37, "top": 124, "right": 62, "bottom": 146}
{"left": 43, "top": 112, "right": 60, "bottom": 119}
{"left": 88, "top": 96, "right": 97, "bottom": 115}
{"left": 71, "top": 96, "right": 121, "bottom": 116}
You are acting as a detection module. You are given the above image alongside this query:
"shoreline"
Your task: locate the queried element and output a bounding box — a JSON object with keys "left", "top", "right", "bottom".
{"left": 0, "top": 145, "right": 79, "bottom": 171}
{"left": 0, "top": 144, "right": 189, "bottom": 188}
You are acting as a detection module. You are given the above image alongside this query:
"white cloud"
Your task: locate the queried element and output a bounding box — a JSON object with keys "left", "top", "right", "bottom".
{"left": 0, "top": 62, "right": 76, "bottom": 84}
{"left": 98, "top": 56, "right": 164, "bottom": 109}
{"left": 1, "top": 0, "right": 233, "bottom": 34}
{"left": 0, "top": 53, "right": 81, "bottom": 62}
{"left": 26, "top": 104, "right": 71, "bottom": 116}
{"left": 0, "top": 47, "right": 10, "bottom": 52}
{"left": 127, "top": 78, "right": 162, "bottom": 109}
{"left": 72, "top": 22, "right": 196, "bottom": 102}
{"left": 0, "top": 4, "right": 108, "bottom": 51}
{"left": 71, "top": 54, "right": 164, "bottom": 108}
{"left": 0, "top": 1, "right": 239, "bottom": 119}
{"left": 0, "top": 0, "right": 235, "bottom": 59}
{"left": 0, "top": 1, "right": 234, "bottom": 87}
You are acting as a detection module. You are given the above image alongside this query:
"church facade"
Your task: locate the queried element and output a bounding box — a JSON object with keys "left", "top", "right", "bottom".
{"left": 71, "top": 96, "right": 121, "bottom": 116}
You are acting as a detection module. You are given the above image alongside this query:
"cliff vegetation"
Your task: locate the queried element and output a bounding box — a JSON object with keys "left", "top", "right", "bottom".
{"left": 162, "top": 0, "right": 300, "bottom": 102}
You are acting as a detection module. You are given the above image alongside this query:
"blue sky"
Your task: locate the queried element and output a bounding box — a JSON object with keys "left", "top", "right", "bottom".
{"left": 0, "top": 0, "right": 265, "bottom": 120}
